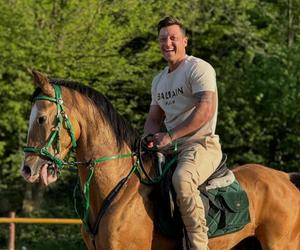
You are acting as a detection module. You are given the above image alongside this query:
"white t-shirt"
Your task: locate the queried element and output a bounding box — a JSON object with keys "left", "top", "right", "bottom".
{"left": 151, "top": 55, "right": 218, "bottom": 141}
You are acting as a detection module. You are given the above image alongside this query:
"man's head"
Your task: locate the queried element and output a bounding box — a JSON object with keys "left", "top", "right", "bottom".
{"left": 157, "top": 17, "right": 188, "bottom": 70}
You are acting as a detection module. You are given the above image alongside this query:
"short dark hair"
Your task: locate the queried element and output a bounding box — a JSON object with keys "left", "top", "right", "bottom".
{"left": 157, "top": 16, "right": 186, "bottom": 35}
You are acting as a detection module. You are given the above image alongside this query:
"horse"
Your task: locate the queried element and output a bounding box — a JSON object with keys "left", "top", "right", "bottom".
{"left": 21, "top": 70, "right": 300, "bottom": 250}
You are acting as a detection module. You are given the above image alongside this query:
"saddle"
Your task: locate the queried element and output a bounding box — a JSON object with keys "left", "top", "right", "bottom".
{"left": 152, "top": 154, "right": 250, "bottom": 239}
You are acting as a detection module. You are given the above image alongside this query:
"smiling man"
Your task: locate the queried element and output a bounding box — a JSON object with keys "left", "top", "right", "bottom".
{"left": 144, "top": 17, "right": 223, "bottom": 249}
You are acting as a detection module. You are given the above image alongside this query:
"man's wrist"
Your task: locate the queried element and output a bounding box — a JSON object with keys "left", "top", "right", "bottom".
{"left": 167, "top": 130, "right": 175, "bottom": 141}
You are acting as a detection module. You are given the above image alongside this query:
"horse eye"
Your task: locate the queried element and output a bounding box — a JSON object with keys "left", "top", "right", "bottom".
{"left": 38, "top": 116, "right": 47, "bottom": 125}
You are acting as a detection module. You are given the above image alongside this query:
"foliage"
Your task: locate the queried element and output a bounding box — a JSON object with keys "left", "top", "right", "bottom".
{"left": 0, "top": 0, "right": 299, "bottom": 249}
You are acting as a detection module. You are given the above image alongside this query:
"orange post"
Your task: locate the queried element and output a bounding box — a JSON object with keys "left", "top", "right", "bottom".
{"left": 8, "top": 211, "right": 15, "bottom": 250}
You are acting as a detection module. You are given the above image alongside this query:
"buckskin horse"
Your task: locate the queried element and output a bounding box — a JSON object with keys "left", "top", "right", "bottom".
{"left": 21, "top": 70, "right": 300, "bottom": 250}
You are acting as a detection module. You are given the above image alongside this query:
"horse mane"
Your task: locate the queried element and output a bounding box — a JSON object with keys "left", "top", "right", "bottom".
{"left": 31, "top": 78, "right": 138, "bottom": 151}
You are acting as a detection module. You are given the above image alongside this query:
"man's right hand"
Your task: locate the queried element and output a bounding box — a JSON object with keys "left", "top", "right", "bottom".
{"left": 153, "top": 132, "right": 172, "bottom": 148}
{"left": 143, "top": 134, "right": 155, "bottom": 148}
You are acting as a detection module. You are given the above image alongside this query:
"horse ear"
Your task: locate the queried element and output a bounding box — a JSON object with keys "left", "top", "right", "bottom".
{"left": 30, "top": 69, "right": 55, "bottom": 97}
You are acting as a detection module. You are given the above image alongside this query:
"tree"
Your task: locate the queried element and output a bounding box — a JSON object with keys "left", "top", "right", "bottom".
{"left": 0, "top": 0, "right": 299, "bottom": 248}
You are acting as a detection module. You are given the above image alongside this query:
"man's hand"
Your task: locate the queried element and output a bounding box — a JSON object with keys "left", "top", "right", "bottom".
{"left": 143, "top": 134, "right": 155, "bottom": 148}
{"left": 152, "top": 132, "right": 172, "bottom": 148}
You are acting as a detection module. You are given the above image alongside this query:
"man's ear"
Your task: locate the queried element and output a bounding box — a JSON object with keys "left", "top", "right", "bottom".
{"left": 184, "top": 36, "right": 188, "bottom": 47}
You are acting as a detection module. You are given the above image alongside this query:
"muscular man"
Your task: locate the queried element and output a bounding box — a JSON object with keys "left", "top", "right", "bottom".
{"left": 144, "top": 16, "right": 222, "bottom": 249}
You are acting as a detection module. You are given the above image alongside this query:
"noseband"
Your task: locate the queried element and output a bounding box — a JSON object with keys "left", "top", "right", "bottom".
{"left": 23, "top": 84, "right": 77, "bottom": 170}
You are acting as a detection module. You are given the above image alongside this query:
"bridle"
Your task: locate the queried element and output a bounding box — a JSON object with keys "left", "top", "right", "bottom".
{"left": 23, "top": 84, "right": 135, "bottom": 240}
{"left": 23, "top": 84, "right": 77, "bottom": 170}
{"left": 23, "top": 84, "right": 177, "bottom": 244}
{"left": 24, "top": 84, "right": 133, "bottom": 167}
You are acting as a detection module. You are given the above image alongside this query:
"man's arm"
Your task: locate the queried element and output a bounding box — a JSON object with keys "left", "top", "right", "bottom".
{"left": 143, "top": 104, "right": 165, "bottom": 136}
{"left": 151, "top": 91, "right": 216, "bottom": 148}
{"left": 170, "top": 91, "right": 216, "bottom": 140}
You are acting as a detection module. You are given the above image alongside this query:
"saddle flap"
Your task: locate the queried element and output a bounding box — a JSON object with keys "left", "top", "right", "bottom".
{"left": 219, "top": 191, "right": 249, "bottom": 212}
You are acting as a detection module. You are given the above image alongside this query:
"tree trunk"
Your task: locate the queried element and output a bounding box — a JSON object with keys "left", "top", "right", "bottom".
{"left": 22, "top": 183, "right": 45, "bottom": 214}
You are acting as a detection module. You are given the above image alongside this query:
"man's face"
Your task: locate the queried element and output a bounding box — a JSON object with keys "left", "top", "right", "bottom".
{"left": 158, "top": 24, "right": 187, "bottom": 66}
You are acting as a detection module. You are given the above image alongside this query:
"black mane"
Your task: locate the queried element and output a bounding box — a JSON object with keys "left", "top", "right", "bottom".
{"left": 31, "top": 78, "right": 138, "bottom": 150}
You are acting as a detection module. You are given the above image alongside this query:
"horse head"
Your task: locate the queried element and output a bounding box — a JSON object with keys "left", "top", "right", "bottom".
{"left": 21, "top": 70, "right": 80, "bottom": 186}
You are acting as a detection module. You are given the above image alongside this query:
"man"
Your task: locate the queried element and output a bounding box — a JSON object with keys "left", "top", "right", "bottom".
{"left": 143, "top": 16, "right": 222, "bottom": 249}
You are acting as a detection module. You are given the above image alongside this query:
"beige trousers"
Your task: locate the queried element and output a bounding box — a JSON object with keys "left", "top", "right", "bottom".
{"left": 172, "top": 135, "right": 222, "bottom": 250}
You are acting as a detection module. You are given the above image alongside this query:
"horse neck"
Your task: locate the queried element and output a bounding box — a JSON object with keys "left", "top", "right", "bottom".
{"left": 70, "top": 91, "right": 138, "bottom": 219}
{"left": 71, "top": 92, "right": 122, "bottom": 160}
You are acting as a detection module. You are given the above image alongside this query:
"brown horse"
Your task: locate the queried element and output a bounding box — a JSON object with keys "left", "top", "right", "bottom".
{"left": 22, "top": 70, "right": 300, "bottom": 250}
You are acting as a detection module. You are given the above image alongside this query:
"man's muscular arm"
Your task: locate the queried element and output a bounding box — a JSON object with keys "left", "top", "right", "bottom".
{"left": 144, "top": 91, "right": 216, "bottom": 148}
{"left": 144, "top": 105, "right": 165, "bottom": 136}
{"left": 162, "top": 91, "right": 216, "bottom": 144}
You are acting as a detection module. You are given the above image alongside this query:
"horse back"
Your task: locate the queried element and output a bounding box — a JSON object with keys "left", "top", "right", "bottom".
{"left": 232, "top": 164, "right": 300, "bottom": 233}
{"left": 232, "top": 164, "right": 300, "bottom": 202}
{"left": 233, "top": 164, "right": 291, "bottom": 189}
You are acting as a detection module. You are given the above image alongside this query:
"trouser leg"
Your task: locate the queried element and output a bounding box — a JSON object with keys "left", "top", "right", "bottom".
{"left": 172, "top": 136, "right": 222, "bottom": 250}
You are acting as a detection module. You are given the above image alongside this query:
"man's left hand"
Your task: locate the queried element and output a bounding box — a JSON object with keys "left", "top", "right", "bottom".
{"left": 153, "top": 132, "right": 172, "bottom": 148}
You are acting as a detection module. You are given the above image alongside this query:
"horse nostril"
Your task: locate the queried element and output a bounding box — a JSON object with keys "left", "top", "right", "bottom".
{"left": 22, "top": 165, "right": 32, "bottom": 177}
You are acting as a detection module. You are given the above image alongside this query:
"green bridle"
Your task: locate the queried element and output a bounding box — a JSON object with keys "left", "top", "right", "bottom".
{"left": 23, "top": 84, "right": 177, "bottom": 239}
{"left": 23, "top": 84, "right": 135, "bottom": 235}
{"left": 23, "top": 84, "right": 133, "bottom": 168}
{"left": 23, "top": 84, "right": 77, "bottom": 170}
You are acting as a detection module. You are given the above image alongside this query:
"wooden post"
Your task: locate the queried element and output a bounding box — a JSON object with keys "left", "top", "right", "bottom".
{"left": 8, "top": 211, "right": 15, "bottom": 250}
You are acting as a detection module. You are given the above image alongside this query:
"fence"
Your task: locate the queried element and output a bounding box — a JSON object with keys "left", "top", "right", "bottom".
{"left": 0, "top": 212, "right": 82, "bottom": 250}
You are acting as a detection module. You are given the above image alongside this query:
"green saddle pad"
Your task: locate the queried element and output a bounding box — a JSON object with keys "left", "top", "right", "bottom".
{"left": 204, "top": 180, "right": 250, "bottom": 238}
{"left": 153, "top": 162, "right": 250, "bottom": 239}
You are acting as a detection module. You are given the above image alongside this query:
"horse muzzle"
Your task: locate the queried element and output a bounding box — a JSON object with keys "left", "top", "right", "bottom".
{"left": 21, "top": 158, "right": 58, "bottom": 186}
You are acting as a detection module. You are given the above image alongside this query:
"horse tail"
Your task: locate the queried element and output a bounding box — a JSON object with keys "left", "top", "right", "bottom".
{"left": 289, "top": 172, "right": 300, "bottom": 191}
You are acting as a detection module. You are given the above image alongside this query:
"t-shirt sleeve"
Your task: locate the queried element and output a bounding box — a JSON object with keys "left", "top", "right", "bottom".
{"left": 189, "top": 61, "right": 216, "bottom": 94}
{"left": 150, "top": 77, "right": 159, "bottom": 106}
